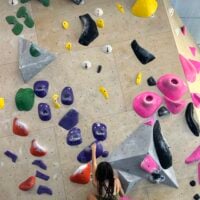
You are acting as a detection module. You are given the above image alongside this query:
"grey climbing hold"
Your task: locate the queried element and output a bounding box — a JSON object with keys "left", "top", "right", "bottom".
{"left": 19, "top": 37, "right": 56, "bottom": 83}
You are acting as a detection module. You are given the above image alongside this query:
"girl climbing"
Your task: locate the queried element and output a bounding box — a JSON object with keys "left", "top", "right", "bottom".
{"left": 87, "top": 143, "right": 124, "bottom": 200}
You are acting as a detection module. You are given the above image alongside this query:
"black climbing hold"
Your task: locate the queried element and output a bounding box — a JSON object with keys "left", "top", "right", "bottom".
{"left": 153, "top": 120, "right": 172, "bottom": 169}
{"left": 79, "top": 14, "right": 99, "bottom": 46}
{"left": 131, "top": 40, "right": 155, "bottom": 64}
{"left": 97, "top": 65, "right": 102, "bottom": 73}
{"left": 147, "top": 76, "right": 156, "bottom": 86}
{"left": 71, "top": 0, "right": 84, "bottom": 5}
{"left": 158, "top": 106, "right": 170, "bottom": 117}
{"left": 190, "top": 180, "right": 196, "bottom": 187}
{"left": 193, "top": 194, "right": 200, "bottom": 200}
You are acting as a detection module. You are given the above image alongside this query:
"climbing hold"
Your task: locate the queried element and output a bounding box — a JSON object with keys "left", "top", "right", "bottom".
{"left": 185, "top": 102, "right": 200, "bottom": 137}
{"left": 131, "top": 40, "right": 155, "bottom": 64}
{"left": 9, "top": 0, "right": 18, "bottom": 5}
{"left": 4, "top": 150, "right": 18, "bottom": 163}
{"left": 29, "top": 44, "right": 41, "bottom": 57}
{"left": 157, "top": 74, "right": 187, "bottom": 101}
{"left": 97, "top": 65, "right": 102, "bottom": 73}
{"left": 147, "top": 76, "right": 156, "bottom": 86}
{"left": 180, "top": 26, "right": 187, "bottom": 35}
{"left": 38, "top": 103, "right": 51, "bottom": 121}
{"left": 92, "top": 122, "right": 107, "bottom": 141}
{"left": 67, "top": 127, "right": 82, "bottom": 146}
{"left": 94, "top": 8, "right": 104, "bottom": 17}
{"left": 153, "top": 120, "right": 172, "bottom": 169}
{"left": 175, "top": 27, "right": 180, "bottom": 36}
{"left": 52, "top": 94, "right": 61, "bottom": 109}
{"left": 15, "top": 88, "right": 35, "bottom": 111}
{"left": 62, "top": 20, "right": 69, "bottom": 29}
{"left": 20, "top": 0, "right": 30, "bottom": 2}
{"left": 131, "top": 0, "right": 158, "bottom": 17}
{"left": 185, "top": 145, "right": 200, "bottom": 163}
{"left": 36, "top": 170, "right": 50, "bottom": 181}
{"left": 81, "top": 61, "right": 92, "bottom": 69}
{"left": 0, "top": 98, "right": 5, "bottom": 109}
{"left": 99, "top": 86, "right": 109, "bottom": 100}
{"left": 79, "top": 14, "right": 99, "bottom": 46}
{"left": 5, "top": 16, "right": 23, "bottom": 35}
{"left": 61, "top": 87, "right": 74, "bottom": 105}
{"left": 65, "top": 42, "right": 72, "bottom": 51}
{"left": 30, "top": 139, "right": 47, "bottom": 157}
{"left": 116, "top": 3, "right": 125, "bottom": 13}
{"left": 19, "top": 38, "right": 56, "bottom": 83}
{"left": 19, "top": 176, "right": 36, "bottom": 191}
{"left": 144, "top": 117, "right": 155, "bottom": 126}
{"left": 59, "top": 109, "right": 79, "bottom": 131}
{"left": 133, "top": 91, "right": 162, "bottom": 118}
{"left": 102, "top": 151, "right": 109, "bottom": 158}
{"left": 193, "top": 194, "right": 200, "bottom": 200}
{"left": 179, "top": 54, "right": 197, "bottom": 83}
{"left": 189, "top": 59, "right": 200, "bottom": 73}
{"left": 13, "top": 118, "right": 29, "bottom": 136}
{"left": 135, "top": 72, "right": 142, "bottom": 85}
{"left": 157, "top": 106, "right": 170, "bottom": 117}
{"left": 168, "top": 8, "right": 174, "bottom": 16}
{"left": 39, "top": 0, "right": 50, "bottom": 7}
{"left": 37, "top": 185, "right": 53, "bottom": 195}
{"left": 189, "top": 47, "right": 196, "bottom": 57}
{"left": 16, "top": 6, "right": 34, "bottom": 28}
{"left": 70, "top": 163, "right": 91, "bottom": 184}
{"left": 32, "top": 160, "right": 47, "bottom": 170}
{"left": 71, "top": 0, "right": 84, "bottom": 5}
{"left": 190, "top": 180, "right": 196, "bottom": 187}
{"left": 102, "top": 45, "right": 112, "bottom": 54}
{"left": 148, "top": 170, "right": 165, "bottom": 184}
{"left": 34, "top": 80, "right": 49, "bottom": 98}
{"left": 198, "top": 163, "right": 200, "bottom": 184}
{"left": 96, "top": 18, "right": 105, "bottom": 28}
{"left": 191, "top": 93, "right": 200, "bottom": 108}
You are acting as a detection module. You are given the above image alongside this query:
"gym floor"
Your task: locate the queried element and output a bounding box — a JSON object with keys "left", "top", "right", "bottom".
{"left": 0, "top": 0, "right": 199, "bottom": 199}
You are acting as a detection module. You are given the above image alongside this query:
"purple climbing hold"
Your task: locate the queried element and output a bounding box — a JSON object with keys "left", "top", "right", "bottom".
{"left": 38, "top": 103, "right": 51, "bottom": 121}
{"left": 102, "top": 151, "right": 109, "bottom": 158}
{"left": 34, "top": 80, "right": 49, "bottom": 98}
{"left": 67, "top": 127, "right": 82, "bottom": 146}
{"left": 92, "top": 122, "right": 107, "bottom": 141}
{"left": 4, "top": 150, "right": 18, "bottom": 163}
{"left": 59, "top": 109, "right": 79, "bottom": 130}
{"left": 61, "top": 87, "right": 74, "bottom": 105}
{"left": 32, "top": 159, "right": 47, "bottom": 170}
{"left": 36, "top": 170, "right": 50, "bottom": 181}
{"left": 37, "top": 185, "right": 53, "bottom": 195}
{"left": 77, "top": 141, "right": 104, "bottom": 163}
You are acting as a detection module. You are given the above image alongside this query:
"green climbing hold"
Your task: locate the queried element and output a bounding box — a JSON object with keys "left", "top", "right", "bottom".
{"left": 17, "top": 6, "right": 34, "bottom": 28}
{"left": 6, "top": 16, "right": 23, "bottom": 35}
{"left": 30, "top": 44, "right": 41, "bottom": 57}
{"left": 20, "top": 0, "right": 31, "bottom": 3}
{"left": 39, "top": 0, "right": 50, "bottom": 7}
{"left": 15, "top": 88, "right": 35, "bottom": 111}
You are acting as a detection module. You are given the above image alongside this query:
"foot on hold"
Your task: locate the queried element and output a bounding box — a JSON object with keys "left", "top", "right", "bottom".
{"left": 37, "top": 185, "right": 53, "bottom": 195}
{"left": 19, "top": 176, "right": 36, "bottom": 191}
{"left": 5, "top": 16, "right": 23, "bottom": 35}
{"left": 16, "top": 6, "right": 34, "bottom": 28}
{"left": 39, "top": 0, "right": 50, "bottom": 7}
{"left": 32, "top": 159, "right": 47, "bottom": 170}
{"left": 4, "top": 150, "right": 18, "bottom": 162}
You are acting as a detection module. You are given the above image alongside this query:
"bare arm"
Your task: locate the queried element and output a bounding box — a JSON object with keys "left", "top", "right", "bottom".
{"left": 91, "top": 143, "right": 97, "bottom": 186}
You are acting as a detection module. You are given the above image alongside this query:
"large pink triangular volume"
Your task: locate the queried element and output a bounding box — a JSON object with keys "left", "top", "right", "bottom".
{"left": 191, "top": 93, "right": 200, "bottom": 108}
{"left": 179, "top": 54, "right": 197, "bottom": 82}
{"left": 185, "top": 145, "right": 200, "bottom": 164}
{"left": 189, "top": 59, "right": 200, "bottom": 73}
{"left": 181, "top": 26, "right": 187, "bottom": 35}
{"left": 198, "top": 163, "right": 200, "bottom": 184}
{"left": 189, "top": 47, "right": 196, "bottom": 56}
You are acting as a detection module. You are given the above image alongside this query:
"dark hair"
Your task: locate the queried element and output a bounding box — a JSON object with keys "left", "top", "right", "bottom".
{"left": 95, "top": 162, "right": 114, "bottom": 198}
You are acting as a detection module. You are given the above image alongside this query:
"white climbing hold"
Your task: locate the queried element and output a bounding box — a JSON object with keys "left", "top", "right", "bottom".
{"left": 175, "top": 28, "right": 180, "bottom": 36}
{"left": 8, "top": 0, "right": 18, "bottom": 5}
{"left": 94, "top": 8, "right": 104, "bottom": 17}
{"left": 168, "top": 8, "right": 174, "bottom": 16}
{"left": 81, "top": 61, "right": 92, "bottom": 69}
{"left": 102, "top": 45, "right": 112, "bottom": 54}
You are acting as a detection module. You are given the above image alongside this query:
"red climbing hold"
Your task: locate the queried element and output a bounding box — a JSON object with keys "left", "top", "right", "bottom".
{"left": 180, "top": 26, "right": 187, "bottom": 35}
{"left": 70, "top": 163, "right": 91, "bottom": 184}
{"left": 19, "top": 176, "right": 36, "bottom": 191}
{"left": 13, "top": 118, "right": 29, "bottom": 136}
{"left": 30, "top": 139, "right": 47, "bottom": 157}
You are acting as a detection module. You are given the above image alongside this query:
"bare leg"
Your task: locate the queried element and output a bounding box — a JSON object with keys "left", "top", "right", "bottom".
{"left": 87, "top": 193, "right": 97, "bottom": 200}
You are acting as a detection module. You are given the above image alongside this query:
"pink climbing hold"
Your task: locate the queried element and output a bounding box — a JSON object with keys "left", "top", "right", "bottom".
{"left": 140, "top": 154, "right": 159, "bottom": 174}
{"left": 133, "top": 91, "right": 162, "bottom": 118}
{"left": 198, "top": 163, "right": 200, "bottom": 184}
{"left": 119, "top": 196, "right": 132, "bottom": 200}
{"left": 144, "top": 117, "right": 155, "bottom": 126}
{"left": 179, "top": 54, "right": 197, "bottom": 83}
{"left": 189, "top": 47, "right": 196, "bottom": 57}
{"left": 189, "top": 59, "right": 200, "bottom": 73}
{"left": 185, "top": 145, "right": 200, "bottom": 164}
{"left": 181, "top": 26, "right": 187, "bottom": 35}
{"left": 164, "top": 96, "right": 186, "bottom": 114}
{"left": 191, "top": 93, "right": 200, "bottom": 108}
{"left": 157, "top": 74, "right": 187, "bottom": 101}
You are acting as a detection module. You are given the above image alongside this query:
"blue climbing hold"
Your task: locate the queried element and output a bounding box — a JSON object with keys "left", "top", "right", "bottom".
{"left": 34, "top": 80, "right": 49, "bottom": 98}
{"left": 61, "top": 87, "right": 74, "bottom": 105}
{"left": 67, "top": 127, "right": 82, "bottom": 146}
{"left": 92, "top": 122, "right": 107, "bottom": 141}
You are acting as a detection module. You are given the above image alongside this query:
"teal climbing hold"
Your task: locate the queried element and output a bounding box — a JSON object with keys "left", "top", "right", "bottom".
{"left": 30, "top": 44, "right": 41, "bottom": 57}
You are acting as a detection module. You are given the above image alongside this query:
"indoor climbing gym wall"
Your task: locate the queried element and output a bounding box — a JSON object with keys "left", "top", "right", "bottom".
{"left": 1, "top": 0, "right": 200, "bottom": 200}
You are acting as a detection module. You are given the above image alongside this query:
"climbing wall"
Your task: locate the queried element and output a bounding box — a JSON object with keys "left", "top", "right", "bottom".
{"left": 0, "top": 0, "right": 199, "bottom": 200}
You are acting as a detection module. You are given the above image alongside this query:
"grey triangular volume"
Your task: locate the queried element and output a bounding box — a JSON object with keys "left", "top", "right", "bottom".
{"left": 19, "top": 37, "right": 56, "bottom": 82}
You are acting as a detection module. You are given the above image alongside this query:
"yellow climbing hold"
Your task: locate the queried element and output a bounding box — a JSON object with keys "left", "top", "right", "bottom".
{"left": 131, "top": 0, "right": 158, "bottom": 18}
{"left": 96, "top": 18, "right": 105, "bottom": 28}
{"left": 135, "top": 72, "right": 142, "bottom": 85}
{"left": 116, "top": 3, "right": 125, "bottom": 13}
{"left": 99, "top": 86, "right": 109, "bottom": 100}
{"left": 0, "top": 98, "right": 5, "bottom": 109}
{"left": 65, "top": 42, "right": 72, "bottom": 51}
{"left": 52, "top": 94, "right": 61, "bottom": 109}
{"left": 62, "top": 20, "right": 69, "bottom": 30}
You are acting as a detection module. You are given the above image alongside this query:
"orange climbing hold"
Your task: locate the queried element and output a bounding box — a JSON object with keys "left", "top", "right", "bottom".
{"left": 19, "top": 176, "right": 36, "bottom": 191}
{"left": 13, "top": 118, "right": 29, "bottom": 137}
